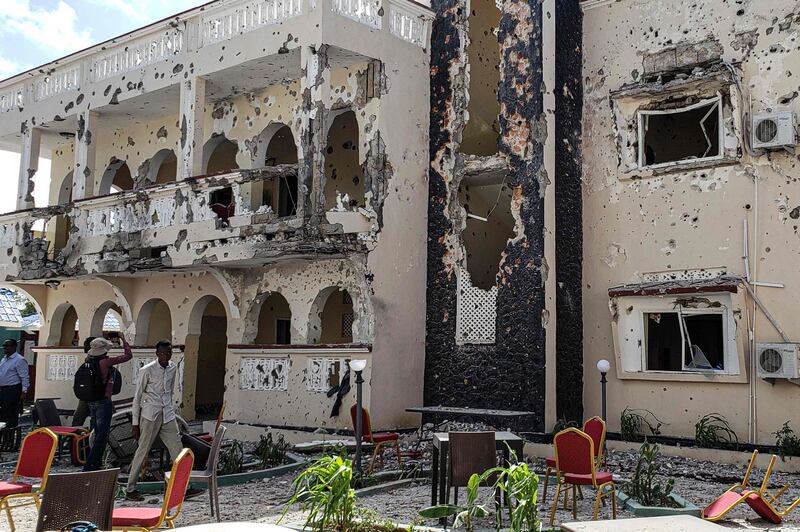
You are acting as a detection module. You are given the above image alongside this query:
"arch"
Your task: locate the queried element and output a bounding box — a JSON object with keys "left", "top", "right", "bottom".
{"left": 0, "top": 284, "right": 45, "bottom": 324}
{"left": 323, "top": 110, "right": 364, "bottom": 210}
{"left": 187, "top": 295, "right": 228, "bottom": 418}
{"left": 135, "top": 298, "right": 173, "bottom": 345}
{"left": 46, "top": 302, "right": 79, "bottom": 347}
{"left": 98, "top": 158, "right": 133, "bottom": 196}
{"left": 243, "top": 292, "right": 293, "bottom": 344}
{"left": 308, "top": 287, "right": 355, "bottom": 344}
{"left": 146, "top": 149, "right": 178, "bottom": 185}
{"left": 202, "top": 134, "right": 240, "bottom": 175}
{"left": 89, "top": 301, "right": 123, "bottom": 339}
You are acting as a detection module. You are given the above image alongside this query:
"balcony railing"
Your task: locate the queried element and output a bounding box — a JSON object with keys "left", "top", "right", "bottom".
{"left": 0, "top": 0, "right": 432, "bottom": 116}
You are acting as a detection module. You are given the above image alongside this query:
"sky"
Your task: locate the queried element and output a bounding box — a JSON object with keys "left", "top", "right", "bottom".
{"left": 0, "top": 0, "right": 209, "bottom": 214}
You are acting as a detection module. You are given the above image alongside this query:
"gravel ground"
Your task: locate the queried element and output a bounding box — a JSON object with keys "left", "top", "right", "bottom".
{"left": 4, "top": 435, "right": 800, "bottom": 530}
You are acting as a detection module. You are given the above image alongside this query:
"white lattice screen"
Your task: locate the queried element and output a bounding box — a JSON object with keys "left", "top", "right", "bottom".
{"left": 239, "top": 357, "right": 289, "bottom": 391}
{"left": 46, "top": 354, "right": 79, "bottom": 381}
{"left": 306, "top": 357, "right": 348, "bottom": 392}
{"left": 456, "top": 268, "right": 497, "bottom": 345}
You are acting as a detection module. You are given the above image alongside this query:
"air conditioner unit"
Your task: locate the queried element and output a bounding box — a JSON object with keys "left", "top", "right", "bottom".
{"left": 756, "top": 342, "right": 800, "bottom": 379}
{"left": 752, "top": 112, "right": 796, "bottom": 149}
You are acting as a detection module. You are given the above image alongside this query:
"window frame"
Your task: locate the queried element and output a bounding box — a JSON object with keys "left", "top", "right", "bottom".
{"left": 641, "top": 307, "right": 728, "bottom": 374}
{"left": 637, "top": 93, "right": 725, "bottom": 170}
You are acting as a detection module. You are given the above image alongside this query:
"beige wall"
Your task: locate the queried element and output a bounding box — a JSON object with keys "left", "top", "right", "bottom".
{"left": 582, "top": 0, "right": 800, "bottom": 443}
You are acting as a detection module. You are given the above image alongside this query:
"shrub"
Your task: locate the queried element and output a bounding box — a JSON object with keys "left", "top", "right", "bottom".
{"left": 620, "top": 407, "right": 664, "bottom": 442}
{"left": 774, "top": 421, "right": 800, "bottom": 459}
{"left": 218, "top": 439, "right": 245, "bottom": 475}
{"left": 695, "top": 413, "right": 738, "bottom": 449}
{"left": 254, "top": 432, "right": 291, "bottom": 468}
{"left": 419, "top": 473, "right": 488, "bottom": 532}
{"left": 282, "top": 455, "right": 356, "bottom": 531}
{"left": 624, "top": 441, "right": 674, "bottom": 507}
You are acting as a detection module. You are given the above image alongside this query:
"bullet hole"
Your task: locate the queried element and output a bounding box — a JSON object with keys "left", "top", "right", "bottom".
{"left": 790, "top": 206, "right": 800, "bottom": 219}
{"left": 745, "top": 204, "right": 752, "bottom": 210}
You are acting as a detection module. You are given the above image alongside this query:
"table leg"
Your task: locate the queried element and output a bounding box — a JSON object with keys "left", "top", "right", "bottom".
{"left": 431, "top": 445, "right": 439, "bottom": 506}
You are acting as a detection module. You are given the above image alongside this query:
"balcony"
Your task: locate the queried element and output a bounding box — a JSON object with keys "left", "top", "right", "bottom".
{"left": 0, "top": 165, "right": 377, "bottom": 281}
{"left": 0, "top": 0, "right": 432, "bottom": 139}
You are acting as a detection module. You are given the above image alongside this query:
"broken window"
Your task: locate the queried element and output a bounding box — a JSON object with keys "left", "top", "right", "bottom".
{"left": 462, "top": 0, "right": 501, "bottom": 156}
{"left": 458, "top": 180, "right": 514, "bottom": 291}
{"left": 324, "top": 111, "right": 364, "bottom": 211}
{"left": 638, "top": 96, "right": 723, "bottom": 168}
{"left": 644, "top": 311, "right": 725, "bottom": 372}
{"left": 209, "top": 186, "right": 235, "bottom": 223}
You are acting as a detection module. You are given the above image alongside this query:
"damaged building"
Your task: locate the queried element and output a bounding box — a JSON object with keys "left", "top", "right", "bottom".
{"left": 0, "top": 0, "right": 799, "bottom": 447}
{"left": 0, "top": 0, "right": 432, "bottom": 433}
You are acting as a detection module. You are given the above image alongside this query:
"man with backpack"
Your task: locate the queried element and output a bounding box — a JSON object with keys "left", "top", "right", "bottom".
{"left": 75, "top": 337, "right": 132, "bottom": 471}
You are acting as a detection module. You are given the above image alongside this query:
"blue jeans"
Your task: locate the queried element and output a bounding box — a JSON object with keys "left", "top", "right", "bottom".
{"left": 84, "top": 397, "right": 112, "bottom": 471}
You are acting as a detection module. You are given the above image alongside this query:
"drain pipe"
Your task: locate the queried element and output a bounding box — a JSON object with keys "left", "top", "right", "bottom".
{"left": 743, "top": 219, "right": 755, "bottom": 444}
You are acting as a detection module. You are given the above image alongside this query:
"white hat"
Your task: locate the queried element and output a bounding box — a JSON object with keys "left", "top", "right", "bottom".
{"left": 87, "top": 337, "right": 114, "bottom": 358}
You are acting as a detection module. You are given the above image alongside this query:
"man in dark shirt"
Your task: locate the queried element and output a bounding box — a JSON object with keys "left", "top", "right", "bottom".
{"left": 83, "top": 337, "right": 133, "bottom": 471}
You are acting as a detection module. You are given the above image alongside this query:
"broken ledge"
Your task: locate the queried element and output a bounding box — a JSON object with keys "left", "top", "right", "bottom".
{"left": 618, "top": 156, "right": 740, "bottom": 181}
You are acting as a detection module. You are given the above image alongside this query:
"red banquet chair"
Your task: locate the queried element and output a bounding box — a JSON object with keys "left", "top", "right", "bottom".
{"left": 0, "top": 428, "right": 58, "bottom": 532}
{"left": 350, "top": 405, "right": 403, "bottom": 474}
{"left": 549, "top": 428, "right": 616, "bottom": 526}
{"left": 543, "top": 416, "right": 606, "bottom": 502}
{"left": 112, "top": 448, "right": 195, "bottom": 531}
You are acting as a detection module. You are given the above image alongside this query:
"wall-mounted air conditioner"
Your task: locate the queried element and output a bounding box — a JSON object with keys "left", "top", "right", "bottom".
{"left": 752, "top": 112, "right": 796, "bottom": 149}
{"left": 756, "top": 342, "right": 800, "bottom": 379}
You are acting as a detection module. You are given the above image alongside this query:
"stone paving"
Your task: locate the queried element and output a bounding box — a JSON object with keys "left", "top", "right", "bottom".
{"left": 3, "top": 440, "right": 800, "bottom": 530}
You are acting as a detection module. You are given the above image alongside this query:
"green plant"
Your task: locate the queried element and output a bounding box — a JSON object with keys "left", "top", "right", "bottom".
{"left": 624, "top": 442, "right": 674, "bottom": 507}
{"left": 419, "top": 473, "right": 488, "bottom": 532}
{"left": 492, "top": 457, "right": 540, "bottom": 531}
{"left": 254, "top": 432, "right": 291, "bottom": 468}
{"left": 218, "top": 439, "right": 245, "bottom": 475}
{"left": 282, "top": 455, "right": 356, "bottom": 531}
{"left": 695, "top": 413, "right": 738, "bottom": 449}
{"left": 620, "top": 407, "right": 664, "bottom": 442}
{"left": 774, "top": 421, "right": 800, "bottom": 459}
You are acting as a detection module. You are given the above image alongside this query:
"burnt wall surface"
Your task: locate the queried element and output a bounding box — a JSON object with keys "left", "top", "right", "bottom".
{"left": 554, "top": 0, "right": 584, "bottom": 424}
{"left": 424, "top": 0, "right": 547, "bottom": 431}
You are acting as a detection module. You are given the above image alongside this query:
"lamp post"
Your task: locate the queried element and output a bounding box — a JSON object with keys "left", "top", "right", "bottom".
{"left": 596, "top": 359, "right": 610, "bottom": 422}
{"left": 350, "top": 359, "right": 367, "bottom": 481}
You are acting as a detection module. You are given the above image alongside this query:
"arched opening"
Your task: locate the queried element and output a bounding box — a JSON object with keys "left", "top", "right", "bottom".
{"left": 324, "top": 111, "right": 364, "bottom": 211}
{"left": 146, "top": 149, "right": 178, "bottom": 186}
{"left": 203, "top": 134, "right": 240, "bottom": 175}
{"left": 48, "top": 303, "right": 79, "bottom": 347}
{"left": 89, "top": 301, "right": 123, "bottom": 341}
{"left": 250, "top": 124, "right": 299, "bottom": 216}
{"left": 51, "top": 171, "right": 74, "bottom": 257}
{"left": 310, "top": 288, "right": 354, "bottom": 344}
{"left": 188, "top": 296, "right": 228, "bottom": 419}
{"left": 254, "top": 293, "right": 292, "bottom": 344}
{"left": 98, "top": 158, "right": 133, "bottom": 196}
{"left": 135, "top": 299, "right": 172, "bottom": 346}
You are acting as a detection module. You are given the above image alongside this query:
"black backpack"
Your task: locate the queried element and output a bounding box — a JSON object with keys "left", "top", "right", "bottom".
{"left": 74, "top": 358, "right": 122, "bottom": 401}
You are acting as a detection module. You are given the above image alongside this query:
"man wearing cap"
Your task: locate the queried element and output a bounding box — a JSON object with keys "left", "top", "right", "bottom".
{"left": 84, "top": 336, "right": 133, "bottom": 471}
{"left": 0, "top": 339, "right": 29, "bottom": 428}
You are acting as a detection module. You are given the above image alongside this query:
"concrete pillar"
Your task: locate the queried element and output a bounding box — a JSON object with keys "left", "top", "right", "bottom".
{"left": 300, "top": 46, "right": 330, "bottom": 221}
{"left": 73, "top": 110, "right": 99, "bottom": 199}
{"left": 179, "top": 77, "right": 206, "bottom": 179}
{"left": 17, "top": 127, "right": 41, "bottom": 210}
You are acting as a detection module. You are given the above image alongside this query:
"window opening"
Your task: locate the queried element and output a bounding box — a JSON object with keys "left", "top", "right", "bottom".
{"left": 209, "top": 187, "right": 235, "bottom": 224}
{"left": 638, "top": 95, "right": 723, "bottom": 168}
{"left": 644, "top": 310, "right": 725, "bottom": 372}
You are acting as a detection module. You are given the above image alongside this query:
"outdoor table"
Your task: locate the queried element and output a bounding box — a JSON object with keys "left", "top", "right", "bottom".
{"left": 430, "top": 431, "right": 524, "bottom": 506}
{"left": 406, "top": 406, "right": 535, "bottom": 432}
